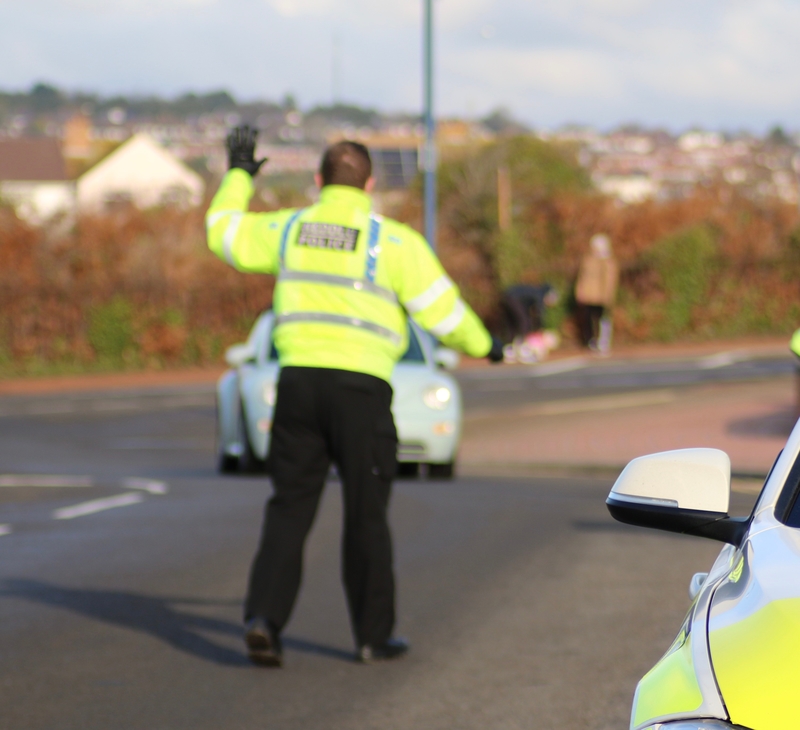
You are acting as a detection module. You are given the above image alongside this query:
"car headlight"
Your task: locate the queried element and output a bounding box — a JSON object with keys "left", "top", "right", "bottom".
{"left": 262, "top": 382, "right": 277, "bottom": 406}
{"left": 423, "top": 385, "right": 451, "bottom": 410}
{"left": 642, "top": 720, "right": 742, "bottom": 729}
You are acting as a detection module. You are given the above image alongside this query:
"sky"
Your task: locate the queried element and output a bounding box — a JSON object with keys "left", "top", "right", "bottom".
{"left": 2, "top": 0, "right": 800, "bottom": 132}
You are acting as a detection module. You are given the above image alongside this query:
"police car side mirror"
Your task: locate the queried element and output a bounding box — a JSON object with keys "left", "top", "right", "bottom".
{"left": 606, "top": 448, "right": 749, "bottom": 546}
{"left": 225, "top": 343, "right": 257, "bottom": 368}
{"left": 434, "top": 347, "right": 460, "bottom": 370}
{"left": 689, "top": 572, "right": 709, "bottom": 600}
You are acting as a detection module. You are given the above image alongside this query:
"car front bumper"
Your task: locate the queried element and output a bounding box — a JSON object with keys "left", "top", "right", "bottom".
{"left": 396, "top": 416, "right": 459, "bottom": 464}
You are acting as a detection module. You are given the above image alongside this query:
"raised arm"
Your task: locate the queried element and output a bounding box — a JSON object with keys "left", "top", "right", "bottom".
{"left": 387, "top": 225, "right": 494, "bottom": 359}
{"left": 206, "top": 168, "right": 296, "bottom": 274}
{"left": 206, "top": 126, "right": 300, "bottom": 274}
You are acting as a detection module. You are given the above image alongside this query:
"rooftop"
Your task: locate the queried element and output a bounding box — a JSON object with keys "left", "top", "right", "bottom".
{"left": 0, "top": 138, "right": 68, "bottom": 181}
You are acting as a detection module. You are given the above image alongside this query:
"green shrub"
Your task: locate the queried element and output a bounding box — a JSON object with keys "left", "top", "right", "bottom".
{"left": 161, "top": 308, "right": 185, "bottom": 327}
{"left": 646, "top": 225, "right": 717, "bottom": 340}
{"left": 87, "top": 297, "right": 134, "bottom": 361}
{"left": 494, "top": 228, "right": 540, "bottom": 290}
{"left": 437, "top": 135, "right": 591, "bottom": 283}
{"left": 541, "top": 277, "right": 571, "bottom": 331}
{"left": 0, "top": 329, "right": 10, "bottom": 370}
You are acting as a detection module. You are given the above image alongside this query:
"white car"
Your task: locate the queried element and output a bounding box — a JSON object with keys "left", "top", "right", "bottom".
{"left": 606, "top": 443, "right": 800, "bottom": 730}
{"left": 216, "top": 311, "right": 463, "bottom": 478}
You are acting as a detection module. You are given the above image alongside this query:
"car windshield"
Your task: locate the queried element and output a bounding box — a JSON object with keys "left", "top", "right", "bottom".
{"left": 264, "top": 321, "right": 426, "bottom": 364}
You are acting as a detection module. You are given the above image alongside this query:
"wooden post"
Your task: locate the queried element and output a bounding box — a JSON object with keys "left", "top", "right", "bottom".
{"left": 497, "top": 165, "right": 512, "bottom": 232}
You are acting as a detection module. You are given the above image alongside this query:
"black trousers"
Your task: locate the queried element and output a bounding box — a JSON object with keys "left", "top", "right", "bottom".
{"left": 578, "top": 304, "right": 605, "bottom": 347}
{"left": 244, "top": 366, "right": 398, "bottom": 648}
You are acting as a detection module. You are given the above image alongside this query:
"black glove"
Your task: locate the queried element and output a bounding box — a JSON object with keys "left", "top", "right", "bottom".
{"left": 226, "top": 125, "right": 268, "bottom": 176}
{"left": 487, "top": 337, "right": 505, "bottom": 364}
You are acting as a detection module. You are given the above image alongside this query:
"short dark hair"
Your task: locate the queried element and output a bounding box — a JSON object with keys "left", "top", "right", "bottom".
{"left": 320, "top": 141, "right": 372, "bottom": 189}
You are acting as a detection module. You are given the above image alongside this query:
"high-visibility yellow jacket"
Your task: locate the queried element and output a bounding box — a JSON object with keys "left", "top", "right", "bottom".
{"left": 207, "top": 169, "right": 492, "bottom": 382}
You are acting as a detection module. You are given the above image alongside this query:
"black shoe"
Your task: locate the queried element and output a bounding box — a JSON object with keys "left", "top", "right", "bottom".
{"left": 357, "top": 637, "right": 409, "bottom": 664}
{"left": 244, "top": 617, "right": 283, "bottom": 667}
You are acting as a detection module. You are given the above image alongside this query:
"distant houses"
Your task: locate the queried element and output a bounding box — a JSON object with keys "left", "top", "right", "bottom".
{"left": 77, "top": 133, "right": 204, "bottom": 211}
{"left": 0, "top": 131, "right": 205, "bottom": 224}
{"left": 0, "top": 138, "right": 74, "bottom": 223}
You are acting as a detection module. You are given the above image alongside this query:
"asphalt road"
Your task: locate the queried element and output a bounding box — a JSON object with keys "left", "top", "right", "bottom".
{"left": 0, "top": 404, "right": 760, "bottom": 730}
{"left": 455, "top": 351, "right": 794, "bottom": 412}
{"left": 0, "top": 350, "right": 791, "bottom": 420}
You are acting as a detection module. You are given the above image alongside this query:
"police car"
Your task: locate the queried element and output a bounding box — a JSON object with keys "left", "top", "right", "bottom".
{"left": 216, "top": 311, "right": 462, "bottom": 478}
{"left": 606, "top": 439, "right": 800, "bottom": 730}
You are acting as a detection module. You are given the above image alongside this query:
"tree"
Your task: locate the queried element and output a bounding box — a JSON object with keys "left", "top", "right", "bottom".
{"left": 29, "top": 82, "right": 62, "bottom": 113}
{"left": 438, "top": 136, "right": 591, "bottom": 289}
{"left": 480, "top": 108, "right": 528, "bottom": 136}
{"left": 767, "top": 125, "right": 793, "bottom": 147}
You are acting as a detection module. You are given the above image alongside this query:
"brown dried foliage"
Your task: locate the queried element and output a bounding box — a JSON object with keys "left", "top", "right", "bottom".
{"left": 0, "top": 205, "right": 273, "bottom": 371}
{"left": 2, "top": 170, "right": 800, "bottom": 376}
{"left": 394, "top": 180, "right": 800, "bottom": 343}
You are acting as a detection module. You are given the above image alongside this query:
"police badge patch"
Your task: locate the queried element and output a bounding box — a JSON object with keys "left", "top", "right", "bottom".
{"left": 297, "top": 222, "right": 360, "bottom": 251}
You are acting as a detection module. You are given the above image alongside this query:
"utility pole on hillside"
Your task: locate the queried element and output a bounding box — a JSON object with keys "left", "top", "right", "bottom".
{"left": 332, "top": 33, "right": 342, "bottom": 105}
{"left": 423, "top": 0, "right": 437, "bottom": 250}
{"left": 497, "top": 166, "right": 512, "bottom": 232}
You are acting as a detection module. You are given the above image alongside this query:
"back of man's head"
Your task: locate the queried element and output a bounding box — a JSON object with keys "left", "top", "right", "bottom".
{"left": 320, "top": 141, "right": 372, "bottom": 189}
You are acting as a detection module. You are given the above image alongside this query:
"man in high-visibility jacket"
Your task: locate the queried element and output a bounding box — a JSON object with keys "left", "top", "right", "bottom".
{"left": 207, "top": 126, "right": 503, "bottom": 667}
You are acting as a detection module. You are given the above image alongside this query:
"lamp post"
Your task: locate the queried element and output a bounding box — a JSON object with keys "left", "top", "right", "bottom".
{"left": 423, "top": 0, "right": 437, "bottom": 250}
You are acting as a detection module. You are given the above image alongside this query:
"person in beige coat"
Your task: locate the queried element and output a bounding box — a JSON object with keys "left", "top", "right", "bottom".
{"left": 575, "top": 234, "right": 619, "bottom": 353}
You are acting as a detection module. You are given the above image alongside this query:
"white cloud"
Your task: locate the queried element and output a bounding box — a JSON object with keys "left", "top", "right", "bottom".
{"left": 438, "top": 0, "right": 800, "bottom": 125}
{"left": 4, "top": 0, "right": 800, "bottom": 128}
{"left": 446, "top": 46, "right": 622, "bottom": 100}
{"left": 597, "top": 2, "right": 800, "bottom": 107}
{"left": 265, "top": 0, "right": 334, "bottom": 18}
{"left": 263, "top": 0, "right": 419, "bottom": 25}
{"left": 259, "top": 0, "right": 509, "bottom": 33}
{"left": 57, "top": 0, "right": 216, "bottom": 11}
{"left": 542, "top": 0, "right": 657, "bottom": 21}
{"left": 438, "top": 0, "right": 493, "bottom": 31}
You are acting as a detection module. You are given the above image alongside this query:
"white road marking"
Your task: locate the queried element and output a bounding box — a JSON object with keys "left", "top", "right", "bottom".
{"left": 531, "top": 390, "right": 676, "bottom": 416}
{"left": 526, "top": 357, "right": 590, "bottom": 377}
{"left": 53, "top": 492, "right": 144, "bottom": 520}
{"left": 475, "top": 380, "right": 527, "bottom": 391}
{"left": 0, "top": 524, "right": 12, "bottom": 536}
{"left": 110, "top": 437, "right": 207, "bottom": 450}
{"left": 91, "top": 400, "right": 141, "bottom": 412}
{"left": 698, "top": 351, "right": 747, "bottom": 370}
{"left": 467, "top": 389, "right": 676, "bottom": 421}
{"left": 23, "top": 402, "right": 77, "bottom": 416}
{"left": 460, "top": 357, "right": 589, "bottom": 381}
{"left": 122, "top": 477, "right": 168, "bottom": 495}
{"left": 0, "top": 475, "right": 94, "bottom": 488}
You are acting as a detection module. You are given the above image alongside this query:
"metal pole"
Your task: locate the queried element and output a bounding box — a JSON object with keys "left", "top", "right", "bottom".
{"left": 423, "top": 0, "right": 437, "bottom": 250}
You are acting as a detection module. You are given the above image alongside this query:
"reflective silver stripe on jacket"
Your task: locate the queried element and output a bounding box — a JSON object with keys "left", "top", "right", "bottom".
{"left": 206, "top": 209, "right": 239, "bottom": 228}
{"left": 404, "top": 274, "right": 453, "bottom": 313}
{"left": 278, "top": 271, "right": 398, "bottom": 304}
{"left": 275, "top": 312, "right": 402, "bottom": 346}
{"left": 428, "top": 299, "right": 466, "bottom": 337}
{"left": 222, "top": 212, "right": 244, "bottom": 266}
